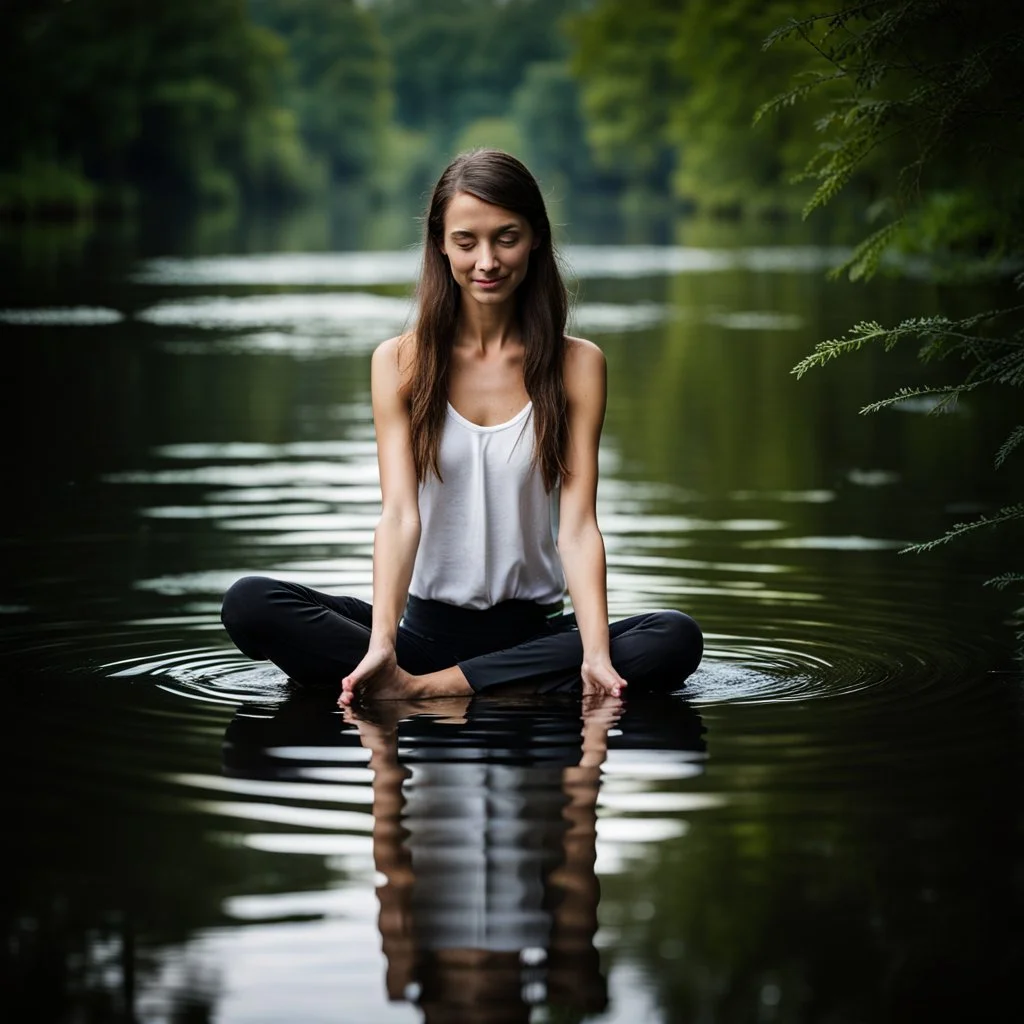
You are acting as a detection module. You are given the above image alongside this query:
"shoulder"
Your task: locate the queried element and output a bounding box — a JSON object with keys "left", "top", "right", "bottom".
{"left": 564, "top": 334, "right": 605, "bottom": 369}
{"left": 372, "top": 333, "right": 416, "bottom": 393}
{"left": 372, "top": 333, "right": 411, "bottom": 367}
{"left": 563, "top": 335, "right": 607, "bottom": 400}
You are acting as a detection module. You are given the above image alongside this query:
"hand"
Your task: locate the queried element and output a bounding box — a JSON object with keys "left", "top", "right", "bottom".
{"left": 580, "top": 656, "right": 628, "bottom": 699}
{"left": 339, "top": 641, "right": 397, "bottom": 706}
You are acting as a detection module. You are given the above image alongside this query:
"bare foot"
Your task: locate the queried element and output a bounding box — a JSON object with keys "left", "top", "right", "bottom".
{"left": 339, "top": 663, "right": 422, "bottom": 706}
{"left": 339, "top": 640, "right": 419, "bottom": 707}
{"left": 340, "top": 645, "right": 394, "bottom": 704}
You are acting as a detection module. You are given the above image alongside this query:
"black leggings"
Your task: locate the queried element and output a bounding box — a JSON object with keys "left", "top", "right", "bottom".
{"left": 221, "top": 576, "right": 703, "bottom": 695}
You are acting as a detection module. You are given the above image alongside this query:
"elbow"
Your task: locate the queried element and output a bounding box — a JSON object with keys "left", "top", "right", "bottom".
{"left": 378, "top": 505, "right": 421, "bottom": 538}
{"left": 557, "top": 519, "right": 602, "bottom": 557}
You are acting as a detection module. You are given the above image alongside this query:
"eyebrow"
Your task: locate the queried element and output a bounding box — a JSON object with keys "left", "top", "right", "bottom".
{"left": 449, "top": 223, "right": 521, "bottom": 238}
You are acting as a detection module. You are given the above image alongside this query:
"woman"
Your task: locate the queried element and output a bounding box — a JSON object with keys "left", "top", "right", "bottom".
{"left": 221, "top": 150, "right": 703, "bottom": 704}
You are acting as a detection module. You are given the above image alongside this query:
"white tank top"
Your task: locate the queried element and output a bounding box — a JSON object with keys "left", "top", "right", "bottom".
{"left": 408, "top": 401, "right": 565, "bottom": 609}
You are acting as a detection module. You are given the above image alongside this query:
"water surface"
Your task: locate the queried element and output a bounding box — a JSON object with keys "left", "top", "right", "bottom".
{"left": 2, "top": 213, "right": 1020, "bottom": 1022}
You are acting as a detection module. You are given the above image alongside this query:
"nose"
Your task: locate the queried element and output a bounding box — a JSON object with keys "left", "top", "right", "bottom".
{"left": 476, "top": 245, "right": 499, "bottom": 272}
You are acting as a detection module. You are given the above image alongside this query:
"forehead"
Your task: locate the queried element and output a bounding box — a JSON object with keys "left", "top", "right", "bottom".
{"left": 443, "top": 191, "right": 528, "bottom": 234}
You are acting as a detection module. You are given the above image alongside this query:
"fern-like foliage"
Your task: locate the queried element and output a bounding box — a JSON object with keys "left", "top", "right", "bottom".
{"left": 826, "top": 218, "right": 904, "bottom": 280}
{"left": 762, "top": 0, "right": 1024, "bottom": 254}
{"left": 753, "top": 70, "right": 847, "bottom": 124}
{"left": 986, "top": 572, "right": 1024, "bottom": 592}
{"left": 763, "top": 0, "right": 1024, "bottom": 660}
{"left": 901, "top": 504, "right": 1024, "bottom": 553}
{"left": 860, "top": 384, "right": 971, "bottom": 415}
{"left": 995, "top": 427, "right": 1024, "bottom": 470}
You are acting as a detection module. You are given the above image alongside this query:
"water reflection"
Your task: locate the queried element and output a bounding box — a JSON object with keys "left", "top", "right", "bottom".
{"left": 2, "top": 214, "right": 1020, "bottom": 1022}
{"left": 220, "top": 691, "right": 706, "bottom": 1022}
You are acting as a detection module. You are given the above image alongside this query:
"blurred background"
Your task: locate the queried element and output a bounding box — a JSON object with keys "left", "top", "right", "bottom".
{"left": 2, "top": 2, "right": 1021, "bottom": 1022}
{"left": 0, "top": 0, "right": 964, "bottom": 242}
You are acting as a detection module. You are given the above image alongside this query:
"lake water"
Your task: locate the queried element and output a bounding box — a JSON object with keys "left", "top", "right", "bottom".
{"left": 2, "top": 208, "right": 1020, "bottom": 1022}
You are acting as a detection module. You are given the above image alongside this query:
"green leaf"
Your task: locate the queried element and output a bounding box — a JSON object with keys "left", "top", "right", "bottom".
{"left": 985, "top": 572, "right": 1024, "bottom": 591}
{"left": 860, "top": 384, "right": 973, "bottom": 415}
{"left": 902, "top": 504, "right": 1024, "bottom": 554}
{"left": 994, "top": 426, "right": 1024, "bottom": 469}
{"left": 826, "top": 218, "right": 904, "bottom": 281}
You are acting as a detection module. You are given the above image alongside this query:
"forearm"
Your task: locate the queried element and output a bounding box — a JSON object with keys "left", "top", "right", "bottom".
{"left": 370, "top": 512, "right": 421, "bottom": 643}
{"left": 558, "top": 523, "right": 612, "bottom": 662}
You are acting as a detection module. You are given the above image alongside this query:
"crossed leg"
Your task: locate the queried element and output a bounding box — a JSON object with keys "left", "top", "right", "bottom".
{"left": 221, "top": 576, "right": 703, "bottom": 700}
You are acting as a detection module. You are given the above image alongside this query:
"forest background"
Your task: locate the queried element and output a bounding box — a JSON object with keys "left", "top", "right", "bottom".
{"left": 0, "top": 0, "right": 960, "bottom": 224}
{"left": 4, "top": 0, "right": 1020, "bottom": 250}
{"left": 3, "top": 0, "right": 1022, "bottom": 647}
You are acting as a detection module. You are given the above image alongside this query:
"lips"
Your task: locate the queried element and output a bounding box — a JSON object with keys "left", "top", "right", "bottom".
{"left": 473, "top": 277, "right": 506, "bottom": 288}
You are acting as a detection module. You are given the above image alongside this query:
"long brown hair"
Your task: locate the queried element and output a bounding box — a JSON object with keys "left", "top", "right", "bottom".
{"left": 404, "top": 149, "right": 569, "bottom": 491}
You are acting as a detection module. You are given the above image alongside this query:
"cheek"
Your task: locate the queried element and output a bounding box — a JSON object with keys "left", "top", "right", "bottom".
{"left": 447, "top": 253, "right": 471, "bottom": 276}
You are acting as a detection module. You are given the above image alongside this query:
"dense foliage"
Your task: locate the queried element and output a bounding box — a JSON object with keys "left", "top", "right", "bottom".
{"left": 567, "top": 0, "right": 1021, "bottom": 655}
{"left": 0, "top": 0, "right": 613, "bottom": 217}
{"left": 0, "top": 0, "right": 314, "bottom": 212}
{"left": 766, "top": 0, "right": 1024, "bottom": 656}
{"left": 249, "top": 0, "right": 391, "bottom": 182}
{"left": 567, "top": 0, "right": 829, "bottom": 213}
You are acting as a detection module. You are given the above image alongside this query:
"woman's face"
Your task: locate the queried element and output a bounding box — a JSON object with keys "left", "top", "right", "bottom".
{"left": 440, "top": 191, "right": 538, "bottom": 306}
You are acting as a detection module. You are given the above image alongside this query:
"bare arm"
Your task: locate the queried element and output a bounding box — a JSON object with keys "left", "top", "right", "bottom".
{"left": 340, "top": 336, "right": 421, "bottom": 696}
{"left": 557, "top": 339, "right": 628, "bottom": 698}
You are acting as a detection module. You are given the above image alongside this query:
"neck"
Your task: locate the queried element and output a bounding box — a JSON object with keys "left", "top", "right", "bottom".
{"left": 456, "top": 297, "right": 520, "bottom": 352}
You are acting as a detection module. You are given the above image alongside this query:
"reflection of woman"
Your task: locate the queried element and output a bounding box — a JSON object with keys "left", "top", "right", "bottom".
{"left": 220, "top": 149, "right": 703, "bottom": 703}
{"left": 219, "top": 690, "right": 707, "bottom": 1021}
{"left": 350, "top": 696, "right": 616, "bottom": 1023}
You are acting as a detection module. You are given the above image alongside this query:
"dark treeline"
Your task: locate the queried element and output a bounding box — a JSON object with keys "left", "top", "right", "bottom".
{"left": 0, "top": 0, "right": 878, "bottom": 221}
{"left": 4, "top": 0, "right": 1023, "bottom": 238}
{"left": 1, "top": 0, "right": 615, "bottom": 219}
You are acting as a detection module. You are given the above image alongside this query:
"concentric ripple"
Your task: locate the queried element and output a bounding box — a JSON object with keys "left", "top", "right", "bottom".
{"left": 73, "top": 559, "right": 996, "bottom": 712}
{"left": 104, "top": 645, "right": 292, "bottom": 705}
{"left": 3, "top": 244, "right": 1008, "bottom": 721}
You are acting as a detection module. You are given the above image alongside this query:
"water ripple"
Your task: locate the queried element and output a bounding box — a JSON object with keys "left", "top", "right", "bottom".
{"left": 0, "top": 305, "right": 125, "bottom": 325}
{"left": 104, "top": 644, "right": 293, "bottom": 704}
{"left": 132, "top": 245, "right": 851, "bottom": 287}
{"left": 76, "top": 594, "right": 989, "bottom": 713}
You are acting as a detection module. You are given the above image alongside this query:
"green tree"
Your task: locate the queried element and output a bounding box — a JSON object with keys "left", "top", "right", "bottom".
{"left": 760, "top": 0, "right": 1024, "bottom": 656}
{"left": 511, "top": 62, "right": 606, "bottom": 198}
{"left": 376, "top": 0, "right": 585, "bottom": 144}
{"left": 566, "top": 0, "right": 685, "bottom": 194}
{"left": 0, "top": 0, "right": 314, "bottom": 214}
{"left": 248, "top": 0, "right": 392, "bottom": 180}
{"left": 567, "top": 0, "right": 828, "bottom": 212}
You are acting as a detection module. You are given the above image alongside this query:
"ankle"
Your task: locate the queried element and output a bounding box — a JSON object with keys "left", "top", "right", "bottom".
{"left": 418, "top": 666, "right": 472, "bottom": 698}
{"left": 399, "top": 668, "right": 428, "bottom": 699}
